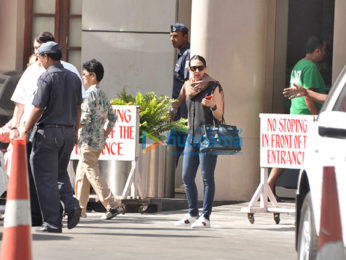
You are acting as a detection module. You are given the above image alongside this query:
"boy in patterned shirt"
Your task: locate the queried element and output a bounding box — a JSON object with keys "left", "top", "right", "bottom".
{"left": 75, "top": 59, "right": 124, "bottom": 219}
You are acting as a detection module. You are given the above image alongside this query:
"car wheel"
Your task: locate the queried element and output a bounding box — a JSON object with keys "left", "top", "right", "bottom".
{"left": 297, "top": 192, "right": 318, "bottom": 260}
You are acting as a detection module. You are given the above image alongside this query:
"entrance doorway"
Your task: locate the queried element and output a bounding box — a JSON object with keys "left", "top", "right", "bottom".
{"left": 273, "top": 0, "right": 335, "bottom": 199}
{"left": 284, "top": 0, "right": 335, "bottom": 112}
{"left": 272, "top": 0, "right": 335, "bottom": 114}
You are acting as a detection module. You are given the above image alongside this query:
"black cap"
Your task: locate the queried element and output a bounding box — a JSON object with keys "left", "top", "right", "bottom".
{"left": 37, "top": 41, "right": 60, "bottom": 55}
{"left": 170, "top": 23, "right": 188, "bottom": 33}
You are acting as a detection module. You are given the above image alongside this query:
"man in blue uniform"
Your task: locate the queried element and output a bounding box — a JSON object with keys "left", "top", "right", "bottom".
{"left": 169, "top": 23, "right": 190, "bottom": 163}
{"left": 22, "top": 41, "right": 82, "bottom": 233}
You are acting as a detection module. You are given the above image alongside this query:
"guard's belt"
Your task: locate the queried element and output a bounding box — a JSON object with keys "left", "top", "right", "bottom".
{"left": 38, "top": 124, "right": 74, "bottom": 128}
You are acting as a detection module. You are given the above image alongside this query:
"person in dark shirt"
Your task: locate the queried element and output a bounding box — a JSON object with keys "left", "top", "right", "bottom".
{"left": 170, "top": 23, "right": 190, "bottom": 109}
{"left": 10, "top": 32, "right": 85, "bottom": 227}
{"left": 168, "top": 23, "right": 190, "bottom": 165}
{"left": 21, "top": 41, "right": 82, "bottom": 233}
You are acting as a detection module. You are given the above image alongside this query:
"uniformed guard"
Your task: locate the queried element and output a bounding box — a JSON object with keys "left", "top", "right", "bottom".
{"left": 169, "top": 23, "right": 190, "bottom": 164}
{"left": 22, "top": 41, "right": 82, "bottom": 233}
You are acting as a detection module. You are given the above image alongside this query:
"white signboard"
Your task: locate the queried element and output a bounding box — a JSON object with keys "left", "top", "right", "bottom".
{"left": 70, "top": 105, "right": 138, "bottom": 161}
{"left": 260, "top": 113, "right": 314, "bottom": 169}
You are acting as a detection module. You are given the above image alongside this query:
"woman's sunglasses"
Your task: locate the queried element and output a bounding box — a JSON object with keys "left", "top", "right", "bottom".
{"left": 190, "top": 65, "right": 205, "bottom": 72}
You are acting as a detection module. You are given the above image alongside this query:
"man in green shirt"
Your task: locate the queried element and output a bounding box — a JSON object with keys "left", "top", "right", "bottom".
{"left": 268, "top": 36, "right": 326, "bottom": 193}
{"left": 290, "top": 36, "right": 326, "bottom": 115}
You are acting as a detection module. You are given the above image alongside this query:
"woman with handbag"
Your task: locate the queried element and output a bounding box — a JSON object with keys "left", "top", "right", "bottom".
{"left": 173, "top": 55, "right": 224, "bottom": 228}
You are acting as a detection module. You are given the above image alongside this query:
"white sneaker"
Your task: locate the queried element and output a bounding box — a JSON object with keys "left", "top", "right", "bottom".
{"left": 191, "top": 216, "right": 210, "bottom": 228}
{"left": 175, "top": 214, "right": 197, "bottom": 227}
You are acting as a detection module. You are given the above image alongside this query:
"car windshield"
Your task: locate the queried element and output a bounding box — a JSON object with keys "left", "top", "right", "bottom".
{"left": 333, "top": 85, "right": 346, "bottom": 112}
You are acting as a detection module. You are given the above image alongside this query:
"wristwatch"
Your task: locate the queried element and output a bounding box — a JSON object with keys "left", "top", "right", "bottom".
{"left": 211, "top": 105, "right": 217, "bottom": 111}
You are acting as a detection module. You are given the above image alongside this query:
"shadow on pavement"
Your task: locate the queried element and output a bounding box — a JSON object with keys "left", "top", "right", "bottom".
{"left": 227, "top": 226, "right": 295, "bottom": 232}
{"left": 32, "top": 234, "right": 72, "bottom": 241}
{"left": 74, "top": 217, "right": 178, "bottom": 224}
{"left": 74, "top": 225, "right": 199, "bottom": 231}
{"left": 250, "top": 227, "right": 295, "bottom": 232}
{"left": 73, "top": 232, "right": 218, "bottom": 239}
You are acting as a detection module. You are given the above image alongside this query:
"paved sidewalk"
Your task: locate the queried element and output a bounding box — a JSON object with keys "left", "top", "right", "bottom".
{"left": 0, "top": 202, "right": 296, "bottom": 260}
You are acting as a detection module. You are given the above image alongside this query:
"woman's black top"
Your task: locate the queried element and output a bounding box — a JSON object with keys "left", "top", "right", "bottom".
{"left": 185, "top": 81, "right": 220, "bottom": 144}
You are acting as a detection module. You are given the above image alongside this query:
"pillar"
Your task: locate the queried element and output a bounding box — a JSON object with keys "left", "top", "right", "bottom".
{"left": 190, "top": 0, "right": 276, "bottom": 200}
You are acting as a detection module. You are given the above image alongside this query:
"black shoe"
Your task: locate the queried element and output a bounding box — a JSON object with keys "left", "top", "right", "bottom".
{"left": 100, "top": 205, "right": 125, "bottom": 220}
{"left": 37, "top": 223, "right": 62, "bottom": 233}
{"left": 67, "top": 207, "right": 81, "bottom": 229}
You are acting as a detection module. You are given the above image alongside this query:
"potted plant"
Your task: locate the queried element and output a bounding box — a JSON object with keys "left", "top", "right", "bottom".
{"left": 110, "top": 88, "right": 187, "bottom": 198}
{"left": 110, "top": 88, "right": 187, "bottom": 142}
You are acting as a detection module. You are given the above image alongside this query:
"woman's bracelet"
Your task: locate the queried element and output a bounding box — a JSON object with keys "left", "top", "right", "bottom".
{"left": 169, "top": 107, "right": 177, "bottom": 114}
{"left": 210, "top": 105, "right": 217, "bottom": 111}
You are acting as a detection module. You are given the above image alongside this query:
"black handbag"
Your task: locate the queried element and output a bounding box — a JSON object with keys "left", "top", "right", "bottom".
{"left": 199, "top": 119, "right": 242, "bottom": 155}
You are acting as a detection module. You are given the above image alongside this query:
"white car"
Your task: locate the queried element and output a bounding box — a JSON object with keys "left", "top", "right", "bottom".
{"left": 296, "top": 65, "right": 346, "bottom": 259}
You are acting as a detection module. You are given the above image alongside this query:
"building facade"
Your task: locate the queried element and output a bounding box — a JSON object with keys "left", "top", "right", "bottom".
{"left": 1, "top": 0, "right": 345, "bottom": 200}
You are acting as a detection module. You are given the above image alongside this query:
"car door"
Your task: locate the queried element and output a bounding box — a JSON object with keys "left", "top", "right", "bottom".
{"left": 309, "top": 66, "right": 346, "bottom": 245}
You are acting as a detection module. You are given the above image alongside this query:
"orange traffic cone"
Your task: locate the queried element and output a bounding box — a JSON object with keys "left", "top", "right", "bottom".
{"left": 316, "top": 166, "right": 345, "bottom": 260}
{"left": 0, "top": 139, "right": 32, "bottom": 260}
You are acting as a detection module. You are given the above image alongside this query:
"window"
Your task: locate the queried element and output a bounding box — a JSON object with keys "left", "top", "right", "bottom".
{"left": 24, "top": 0, "right": 82, "bottom": 71}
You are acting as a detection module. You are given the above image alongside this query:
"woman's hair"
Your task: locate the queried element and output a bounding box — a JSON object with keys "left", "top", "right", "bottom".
{"left": 83, "top": 59, "right": 104, "bottom": 82}
{"left": 35, "top": 32, "right": 55, "bottom": 44}
{"left": 189, "top": 55, "right": 207, "bottom": 67}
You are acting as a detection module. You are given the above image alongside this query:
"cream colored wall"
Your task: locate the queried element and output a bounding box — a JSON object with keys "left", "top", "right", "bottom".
{"left": 272, "top": 0, "right": 289, "bottom": 113}
{"left": 82, "top": 0, "right": 188, "bottom": 99}
{"left": 0, "top": 0, "right": 25, "bottom": 71}
{"left": 332, "top": 0, "right": 346, "bottom": 82}
{"left": 191, "top": 0, "right": 276, "bottom": 200}
{"left": 177, "top": 0, "right": 192, "bottom": 29}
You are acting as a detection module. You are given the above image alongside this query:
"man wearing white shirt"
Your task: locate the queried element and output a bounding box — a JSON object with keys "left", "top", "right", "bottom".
{"left": 11, "top": 33, "right": 86, "bottom": 135}
{"left": 9, "top": 32, "right": 85, "bottom": 226}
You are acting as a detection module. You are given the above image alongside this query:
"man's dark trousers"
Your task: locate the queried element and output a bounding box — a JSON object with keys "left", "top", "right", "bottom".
{"left": 26, "top": 142, "right": 43, "bottom": 226}
{"left": 30, "top": 126, "right": 79, "bottom": 229}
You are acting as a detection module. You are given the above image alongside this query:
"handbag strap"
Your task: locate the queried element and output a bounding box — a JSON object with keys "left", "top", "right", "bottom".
{"left": 209, "top": 81, "right": 226, "bottom": 126}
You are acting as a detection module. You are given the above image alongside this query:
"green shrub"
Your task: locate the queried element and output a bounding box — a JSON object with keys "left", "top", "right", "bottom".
{"left": 110, "top": 88, "right": 187, "bottom": 141}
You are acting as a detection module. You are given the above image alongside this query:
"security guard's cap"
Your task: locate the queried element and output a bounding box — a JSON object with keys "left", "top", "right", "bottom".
{"left": 37, "top": 41, "right": 60, "bottom": 55}
{"left": 170, "top": 23, "right": 188, "bottom": 33}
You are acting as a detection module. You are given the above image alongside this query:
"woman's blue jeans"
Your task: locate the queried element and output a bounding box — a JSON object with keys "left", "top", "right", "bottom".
{"left": 182, "top": 141, "right": 218, "bottom": 220}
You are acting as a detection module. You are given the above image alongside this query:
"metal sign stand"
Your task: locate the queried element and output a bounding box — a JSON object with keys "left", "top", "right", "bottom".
{"left": 241, "top": 113, "right": 306, "bottom": 224}
{"left": 121, "top": 106, "right": 144, "bottom": 199}
{"left": 240, "top": 167, "right": 295, "bottom": 224}
{"left": 121, "top": 150, "right": 144, "bottom": 199}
